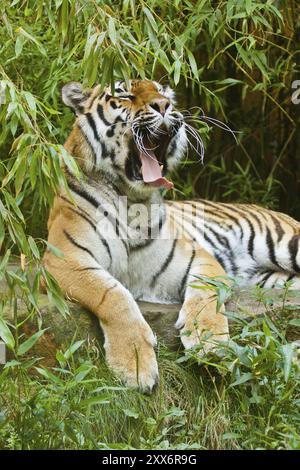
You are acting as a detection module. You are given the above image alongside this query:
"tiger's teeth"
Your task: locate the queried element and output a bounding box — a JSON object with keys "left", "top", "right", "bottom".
{"left": 160, "top": 165, "right": 164, "bottom": 171}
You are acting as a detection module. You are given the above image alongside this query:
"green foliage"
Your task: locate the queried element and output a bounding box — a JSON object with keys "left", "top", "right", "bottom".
{"left": 1, "top": 290, "right": 300, "bottom": 449}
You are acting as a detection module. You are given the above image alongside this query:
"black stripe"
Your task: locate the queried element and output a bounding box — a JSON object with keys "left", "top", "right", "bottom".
{"left": 68, "top": 181, "right": 100, "bottom": 208}
{"left": 137, "top": 116, "right": 156, "bottom": 124}
{"left": 171, "top": 206, "right": 230, "bottom": 272}
{"left": 203, "top": 200, "right": 263, "bottom": 234}
{"left": 63, "top": 230, "right": 99, "bottom": 263}
{"left": 200, "top": 200, "right": 244, "bottom": 227}
{"left": 110, "top": 101, "right": 117, "bottom": 109}
{"left": 67, "top": 205, "right": 96, "bottom": 229}
{"left": 150, "top": 239, "right": 177, "bottom": 288}
{"left": 247, "top": 220, "right": 256, "bottom": 258}
{"left": 97, "top": 104, "right": 111, "bottom": 126}
{"left": 95, "top": 205, "right": 129, "bottom": 255}
{"left": 88, "top": 93, "right": 99, "bottom": 109}
{"left": 64, "top": 184, "right": 129, "bottom": 255}
{"left": 258, "top": 271, "right": 274, "bottom": 287}
{"left": 206, "top": 225, "right": 238, "bottom": 275}
{"left": 200, "top": 207, "right": 242, "bottom": 234}
{"left": 85, "top": 113, "right": 100, "bottom": 141}
{"left": 270, "top": 213, "right": 285, "bottom": 242}
{"left": 148, "top": 210, "right": 166, "bottom": 239}
{"left": 288, "top": 235, "right": 300, "bottom": 273}
{"left": 172, "top": 205, "right": 238, "bottom": 275}
{"left": 201, "top": 201, "right": 258, "bottom": 260}
{"left": 240, "top": 206, "right": 264, "bottom": 232}
{"left": 233, "top": 206, "right": 263, "bottom": 233}
{"left": 170, "top": 207, "right": 228, "bottom": 270}
{"left": 67, "top": 207, "right": 112, "bottom": 265}
{"left": 130, "top": 238, "right": 155, "bottom": 251}
{"left": 158, "top": 213, "right": 165, "bottom": 232}
{"left": 266, "top": 227, "right": 281, "bottom": 269}
{"left": 203, "top": 233, "right": 228, "bottom": 272}
{"left": 77, "top": 123, "right": 97, "bottom": 167}
{"left": 179, "top": 247, "right": 196, "bottom": 299}
{"left": 286, "top": 273, "right": 295, "bottom": 282}
{"left": 75, "top": 267, "right": 103, "bottom": 272}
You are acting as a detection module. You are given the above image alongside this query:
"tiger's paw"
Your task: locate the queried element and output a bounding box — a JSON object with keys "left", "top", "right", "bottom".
{"left": 105, "top": 324, "right": 159, "bottom": 393}
{"left": 176, "top": 298, "right": 229, "bottom": 356}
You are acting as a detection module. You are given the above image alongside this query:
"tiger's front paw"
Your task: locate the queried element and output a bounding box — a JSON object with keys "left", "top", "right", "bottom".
{"left": 175, "top": 297, "right": 229, "bottom": 356}
{"left": 104, "top": 323, "right": 159, "bottom": 393}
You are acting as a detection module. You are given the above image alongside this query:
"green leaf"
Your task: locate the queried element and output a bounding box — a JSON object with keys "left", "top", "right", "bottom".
{"left": 17, "top": 329, "right": 47, "bottom": 356}
{"left": 57, "top": 146, "right": 80, "bottom": 178}
{"left": 281, "top": 343, "right": 294, "bottom": 382}
{"left": 0, "top": 318, "right": 15, "bottom": 349}
{"left": 108, "top": 17, "right": 117, "bottom": 45}
{"left": 23, "top": 91, "right": 37, "bottom": 120}
{"left": 79, "top": 395, "right": 110, "bottom": 408}
{"left": 218, "top": 78, "right": 243, "bottom": 85}
{"left": 14, "top": 157, "right": 27, "bottom": 195}
{"left": 0, "top": 217, "right": 4, "bottom": 249}
{"left": 143, "top": 7, "right": 158, "bottom": 32}
{"left": 4, "top": 359, "right": 21, "bottom": 369}
{"left": 15, "top": 35, "right": 24, "bottom": 57}
{"left": 28, "top": 236, "right": 40, "bottom": 259}
{"left": 64, "top": 340, "right": 85, "bottom": 359}
{"left": 16, "top": 27, "right": 47, "bottom": 56}
{"left": 158, "top": 50, "right": 171, "bottom": 73}
{"left": 187, "top": 50, "right": 198, "bottom": 80}
{"left": 60, "top": 0, "right": 69, "bottom": 41}
{"left": 0, "top": 249, "right": 10, "bottom": 279}
{"left": 123, "top": 408, "right": 139, "bottom": 419}
{"left": 245, "top": 0, "right": 252, "bottom": 16}
{"left": 289, "top": 319, "right": 300, "bottom": 327}
{"left": 174, "top": 59, "right": 181, "bottom": 86}
{"left": 45, "top": 241, "right": 64, "bottom": 259}
{"left": 3, "top": 190, "right": 25, "bottom": 223}
{"left": 223, "top": 432, "right": 241, "bottom": 440}
{"left": 236, "top": 44, "right": 252, "bottom": 69}
{"left": 74, "top": 364, "right": 95, "bottom": 383}
{"left": 230, "top": 372, "right": 253, "bottom": 387}
{"left": 35, "top": 367, "right": 63, "bottom": 384}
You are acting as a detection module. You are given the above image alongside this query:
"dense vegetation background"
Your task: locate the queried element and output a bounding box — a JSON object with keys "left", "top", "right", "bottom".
{"left": 0, "top": 0, "right": 300, "bottom": 450}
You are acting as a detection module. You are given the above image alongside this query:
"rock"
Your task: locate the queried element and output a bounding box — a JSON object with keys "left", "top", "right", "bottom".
{"left": 1, "top": 286, "right": 300, "bottom": 365}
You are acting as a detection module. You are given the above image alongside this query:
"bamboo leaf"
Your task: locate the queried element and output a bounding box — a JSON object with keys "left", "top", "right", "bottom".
{"left": 0, "top": 318, "right": 15, "bottom": 350}
{"left": 108, "top": 17, "right": 117, "bottom": 45}
{"left": 18, "top": 329, "right": 48, "bottom": 356}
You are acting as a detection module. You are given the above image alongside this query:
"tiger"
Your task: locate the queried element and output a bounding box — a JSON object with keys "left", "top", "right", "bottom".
{"left": 43, "top": 79, "right": 300, "bottom": 392}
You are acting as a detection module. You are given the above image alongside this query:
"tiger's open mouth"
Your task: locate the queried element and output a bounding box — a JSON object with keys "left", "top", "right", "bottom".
{"left": 131, "top": 128, "right": 173, "bottom": 189}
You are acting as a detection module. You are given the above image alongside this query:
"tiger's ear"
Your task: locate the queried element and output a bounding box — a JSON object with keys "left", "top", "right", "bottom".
{"left": 61, "top": 82, "right": 91, "bottom": 115}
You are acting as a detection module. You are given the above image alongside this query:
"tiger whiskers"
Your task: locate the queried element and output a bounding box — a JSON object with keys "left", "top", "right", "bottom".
{"left": 169, "top": 114, "right": 205, "bottom": 163}
{"left": 183, "top": 113, "right": 239, "bottom": 144}
{"left": 184, "top": 122, "right": 205, "bottom": 162}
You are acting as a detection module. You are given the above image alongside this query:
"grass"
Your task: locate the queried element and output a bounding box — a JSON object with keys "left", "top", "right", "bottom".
{"left": 1, "top": 290, "right": 300, "bottom": 450}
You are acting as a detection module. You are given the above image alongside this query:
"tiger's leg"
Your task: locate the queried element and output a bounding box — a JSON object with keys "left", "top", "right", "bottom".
{"left": 44, "top": 255, "right": 158, "bottom": 392}
{"left": 244, "top": 270, "right": 300, "bottom": 289}
{"left": 176, "top": 247, "right": 229, "bottom": 355}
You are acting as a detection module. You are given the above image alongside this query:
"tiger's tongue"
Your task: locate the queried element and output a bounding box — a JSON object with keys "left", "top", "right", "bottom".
{"left": 139, "top": 150, "right": 173, "bottom": 189}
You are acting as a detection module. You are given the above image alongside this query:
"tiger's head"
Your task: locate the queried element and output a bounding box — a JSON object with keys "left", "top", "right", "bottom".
{"left": 62, "top": 79, "right": 187, "bottom": 194}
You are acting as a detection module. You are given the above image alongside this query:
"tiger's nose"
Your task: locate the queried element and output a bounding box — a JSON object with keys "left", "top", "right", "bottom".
{"left": 149, "top": 98, "right": 170, "bottom": 116}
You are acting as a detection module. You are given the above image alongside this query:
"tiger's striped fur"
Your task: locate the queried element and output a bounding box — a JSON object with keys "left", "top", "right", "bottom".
{"left": 44, "top": 80, "right": 300, "bottom": 392}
